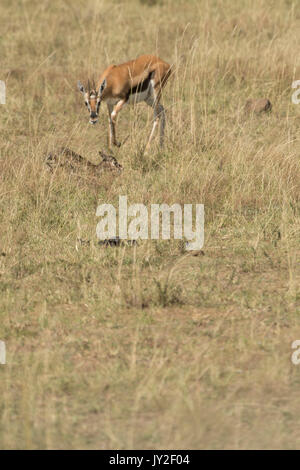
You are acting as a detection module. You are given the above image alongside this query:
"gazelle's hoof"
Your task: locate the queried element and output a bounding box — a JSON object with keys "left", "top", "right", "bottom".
{"left": 114, "top": 141, "right": 121, "bottom": 148}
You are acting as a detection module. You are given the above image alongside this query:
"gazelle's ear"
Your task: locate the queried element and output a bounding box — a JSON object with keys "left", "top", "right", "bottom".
{"left": 98, "top": 79, "right": 106, "bottom": 97}
{"left": 77, "top": 80, "right": 85, "bottom": 94}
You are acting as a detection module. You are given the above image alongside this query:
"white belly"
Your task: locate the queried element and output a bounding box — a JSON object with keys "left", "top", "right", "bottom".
{"left": 127, "top": 87, "right": 150, "bottom": 104}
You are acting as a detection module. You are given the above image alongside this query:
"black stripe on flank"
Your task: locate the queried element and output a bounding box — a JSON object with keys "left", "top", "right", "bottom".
{"left": 126, "top": 71, "right": 154, "bottom": 100}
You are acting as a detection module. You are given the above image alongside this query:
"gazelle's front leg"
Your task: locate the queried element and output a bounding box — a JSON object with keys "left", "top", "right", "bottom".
{"left": 107, "top": 99, "right": 127, "bottom": 149}
{"left": 107, "top": 104, "right": 115, "bottom": 149}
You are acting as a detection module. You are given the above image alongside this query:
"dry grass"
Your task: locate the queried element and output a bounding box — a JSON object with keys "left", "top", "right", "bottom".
{"left": 0, "top": 0, "right": 300, "bottom": 449}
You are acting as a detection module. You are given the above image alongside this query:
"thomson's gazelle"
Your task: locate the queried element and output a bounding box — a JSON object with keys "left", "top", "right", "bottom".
{"left": 78, "top": 54, "right": 171, "bottom": 152}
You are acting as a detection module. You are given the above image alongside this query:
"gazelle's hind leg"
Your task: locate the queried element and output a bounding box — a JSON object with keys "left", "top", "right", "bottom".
{"left": 144, "top": 86, "right": 166, "bottom": 154}
{"left": 144, "top": 61, "right": 171, "bottom": 152}
{"left": 157, "top": 103, "right": 165, "bottom": 147}
{"left": 144, "top": 101, "right": 166, "bottom": 153}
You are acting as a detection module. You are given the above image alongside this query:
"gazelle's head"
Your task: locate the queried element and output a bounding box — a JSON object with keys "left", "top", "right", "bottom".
{"left": 77, "top": 79, "right": 106, "bottom": 125}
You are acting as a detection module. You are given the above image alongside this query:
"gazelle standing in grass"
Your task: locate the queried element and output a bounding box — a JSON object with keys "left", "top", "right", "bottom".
{"left": 78, "top": 54, "right": 172, "bottom": 153}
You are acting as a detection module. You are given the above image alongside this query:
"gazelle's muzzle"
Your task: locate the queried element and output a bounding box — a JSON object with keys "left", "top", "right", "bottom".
{"left": 89, "top": 111, "right": 98, "bottom": 125}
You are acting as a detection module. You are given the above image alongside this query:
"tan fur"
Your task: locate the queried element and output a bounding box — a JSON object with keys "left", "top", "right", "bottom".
{"left": 97, "top": 55, "right": 171, "bottom": 101}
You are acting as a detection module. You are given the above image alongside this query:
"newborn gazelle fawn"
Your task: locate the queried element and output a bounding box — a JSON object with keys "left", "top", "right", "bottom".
{"left": 78, "top": 54, "right": 171, "bottom": 153}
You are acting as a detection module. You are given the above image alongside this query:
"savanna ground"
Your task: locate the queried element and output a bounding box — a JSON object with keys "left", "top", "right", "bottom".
{"left": 0, "top": 0, "right": 300, "bottom": 450}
